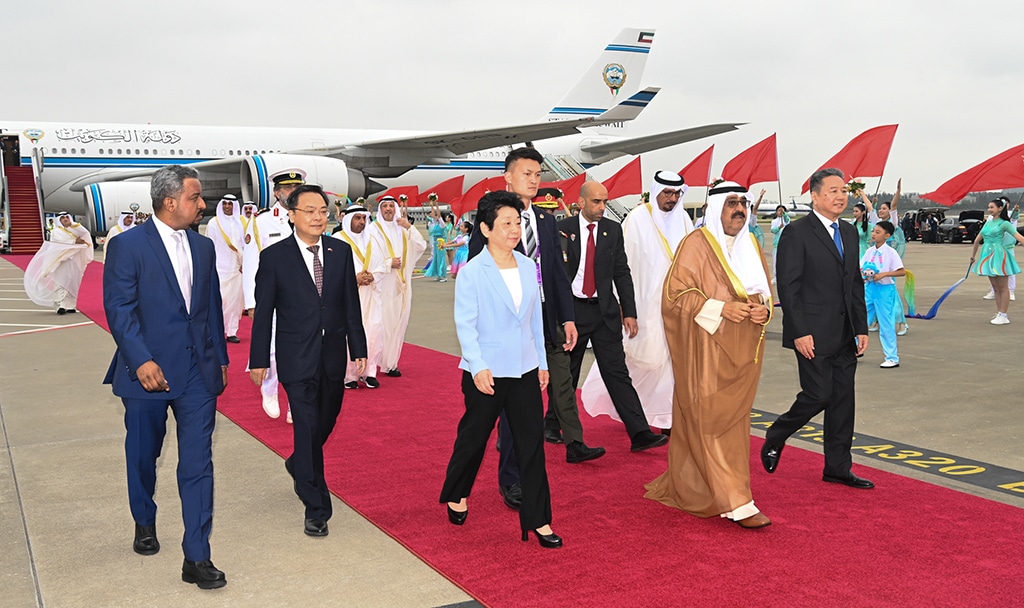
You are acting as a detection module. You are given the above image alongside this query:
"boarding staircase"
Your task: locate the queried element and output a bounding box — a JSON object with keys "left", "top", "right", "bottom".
{"left": 4, "top": 166, "right": 44, "bottom": 254}
{"left": 542, "top": 154, "right": 587, "bottom": 181}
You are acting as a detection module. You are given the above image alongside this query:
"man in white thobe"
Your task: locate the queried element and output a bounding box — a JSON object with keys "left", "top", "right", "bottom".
{"left": 368, "top": 195, "right": 426, "bottom": 377}
{"left": 581, "top": 171, "right": 694, "bottom": 431}
{"left": 208, "top": 194, "right": 245, "bottom": 343}
{"left": 25, "top": 212, "right": 94, "bottom": 315}
{"left": 334, "top": 205, "right": 387, "bottom": 388}
{"left": 243, "top": 170, "right": 304, "bottom": 420}
{"left": 105, "top": 211, "right": 136, "bottom": 246}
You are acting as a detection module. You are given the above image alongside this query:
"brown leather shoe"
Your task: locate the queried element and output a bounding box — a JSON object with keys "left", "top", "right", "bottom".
{"left": 735, "top": 512, "right": 772, "bottom": 529}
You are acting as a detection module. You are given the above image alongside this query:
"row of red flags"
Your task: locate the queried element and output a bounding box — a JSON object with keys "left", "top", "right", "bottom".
{"left": 376, "top": 125, "right": 1024, "bottom": 213}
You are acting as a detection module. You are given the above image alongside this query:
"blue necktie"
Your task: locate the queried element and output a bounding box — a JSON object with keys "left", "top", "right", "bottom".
{"left": 830, "top": 222, "right": 844, "bottom": 260}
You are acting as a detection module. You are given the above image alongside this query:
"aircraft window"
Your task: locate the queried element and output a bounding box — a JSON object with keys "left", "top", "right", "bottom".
{"left": 108, "top": 149, "right": 113, "bottom": 154}
{"left": 99, "top": 149, "right": 104, "bottom": 155}
{"left": 229, "top": 150, "right": 234, "bottom": 156}
{"left": 144, "top": 149, "right": 150, "bottom": 155}
{"left": 245, "top": 150, "right": 250, "bottom": 156}
{"left": 196, "top": 150, "right": 201, "bottom": 155}
{"left": 118, "top": 149, "right": 123, "bottom": 154}
{"left": 237, "top": 150, "right": 241, "bottom": 155}
{"left": 61, "top": 148, "right": 67, "bottom": 154}
{"left": 135, "top": 149, "right": 140, "bottom": 155}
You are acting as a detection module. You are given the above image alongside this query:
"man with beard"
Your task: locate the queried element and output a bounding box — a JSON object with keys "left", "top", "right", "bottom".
{"left": 103, "top": 165, "right": 229, "bottom": 587}
{"left": 105, "top": 211, "right": 136, "bottom": 245}
{"left": 243, "top": 169, "right": 304, "bottom": 420}
{"left": 644, "top": 181, "right": 773, "bottom": 529}
{"left": 208, "top": 194, "right": 245, "bottom": 343}
{"left": 369, "top": 195, "right": 427, "bottom": 377}
{"left": 581, "top": 171, "right": 694, "bottom": 434}
{"left": 335, "top": 204, "right": 387, "bottom": 389}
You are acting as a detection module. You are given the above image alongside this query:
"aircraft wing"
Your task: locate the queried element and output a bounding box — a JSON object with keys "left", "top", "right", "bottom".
{"left": 327, "top": 88, "right": 661, "bottom": 157}
{"left": 67, "top": 156, "right": 245, "bottom": 190}
{"left": 579, "top": 123, "right": 746, "bottom": 164}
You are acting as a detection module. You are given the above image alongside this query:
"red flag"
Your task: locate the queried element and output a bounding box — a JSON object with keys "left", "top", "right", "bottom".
{"left": 920, "top": 143, "right": 1024, "bottom": 207}
{"left": 722, "top": 134, "right": 779, "bottom": 189}
{"left": 800, "top": 125, "right": 899, "bottom": 194}
{"left": 678, "top": 145, "right": 714, "bottom": 188}
{"left": 377, "top": 185, "right": 420, "bottom": 205}
{"left": 450, "top": 175, "right": 506, "bottom": 219}
{"left": 601, "top": 157, "right": 642, "bottom": 200}
{"left": 540, "top": 173, "right": 588, "bottom": 206}
{"left": 416, "top": 175, "right": 465, "bottom": 205}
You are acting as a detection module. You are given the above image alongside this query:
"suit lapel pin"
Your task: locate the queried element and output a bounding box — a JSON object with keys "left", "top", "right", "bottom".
{"left": 539, "top": 213, "right": 545, "bottom": 219}
{"left": 602, "top": 231, "right": 607, "bottom": 236}
{"left": 570, "top": 233, "right": 576, "bottom": 241}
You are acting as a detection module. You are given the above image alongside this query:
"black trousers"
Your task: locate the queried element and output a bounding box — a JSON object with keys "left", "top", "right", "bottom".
{"left": 560, "top": 299, "right": 648, "bottom": 438}
{"left": 281, "top": 357, "right": 345, "bottom": 520}
{"left": 765, "top": 341, "right": 858, "bottom": 477}
{"left": 441, "top": 370, "right": 552, "bottom": 531}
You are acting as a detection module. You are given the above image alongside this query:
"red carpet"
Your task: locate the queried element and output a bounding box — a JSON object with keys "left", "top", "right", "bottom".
{"left": 11, "top": 253, "right": 1024, "bottom": 607}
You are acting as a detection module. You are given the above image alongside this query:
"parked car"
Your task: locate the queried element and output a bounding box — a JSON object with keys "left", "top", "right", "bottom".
{"left": 951, "top": 210, "right": 985, "bottom": 243}
{"left": 908, "top": 207, "right": 947, "bottom": 242}
{"left": 936, "top": 217, "right": 960, "bottom": 242}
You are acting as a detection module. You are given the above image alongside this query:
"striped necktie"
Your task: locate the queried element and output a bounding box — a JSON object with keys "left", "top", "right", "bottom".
{"left": 308, "top": 244, "right": 323, "bottom": 296}
{"left": 523, "top": 212, "right": 537, "bottom": 259}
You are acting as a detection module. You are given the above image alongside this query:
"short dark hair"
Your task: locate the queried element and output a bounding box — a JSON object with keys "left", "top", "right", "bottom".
{"left": 808, "top": 167, "right": 844, "bottom": 194}
{"left": 151, "top": 165, "right": 199, "bottom": 211}
{"left": 776, "top": 204, "right": 787, "bottom": 213}
{"left": 476, "top": 191, "right": 523, "bottom": 238}
{"left": 285, "top": 184, "right": 330, "bottom": 211}
{"left": 875, "top": 220, "right": 895, "bottom": 236}
{"left": 504, "top": 147, "right": 544, "bottom": 172}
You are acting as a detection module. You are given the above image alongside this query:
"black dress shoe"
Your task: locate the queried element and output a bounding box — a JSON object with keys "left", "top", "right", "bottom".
{"left": 761, "top": 442, "right": 783, "bottom": 473}
{"left": 566, "top": 440, "right": 606, "bottom": 463}
{"left": 344, "top": 381, "right": 358, "bottom": 389}
{"left": 521, "top": 529, "right": 563, "bottom": 549}
{"left": 498, "top": 483, "right": 523, "bottom": 510}
{"left": 56, "top": 308, "right": 66, "bottom": 315}
{"left": 66, "top": 308, "right": 77, "bottom": 314}
{"left": 226, "top": 335, "right": 240, "bottom": 344}
{"left": 304, "top": 518, "right": 329, "bottom": 537}
{"left": 133, "top": 523, "right": 160, "bottom": 556}
{"left": 385, "top": 368, "right": 402, "bottom": 377}
{"left": 284, "top": 457, "right": 294, "bottom": 478}
{"left": 182, "top": 559, "right": 226, "bottom": 589}
{"left": 823, "top": 473, "right": 875, "bottom": 489}
{"left": 630, "top": 430, "right": 669, "bottom": 452}
{"left": 447, "top": 504, "right": 468, "bottom": 525}
{"left": 544, "top": 428, "right": 564, "bottom": 444}
{"left": 362, "top": 376, "right": 380, "bottom": 389}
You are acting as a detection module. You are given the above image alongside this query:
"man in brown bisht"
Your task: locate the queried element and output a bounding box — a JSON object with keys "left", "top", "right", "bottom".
{"left": 645, "top": 180, "right": 774, "bottom": 529}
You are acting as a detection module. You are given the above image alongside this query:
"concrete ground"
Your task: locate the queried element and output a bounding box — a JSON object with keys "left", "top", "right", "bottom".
{"left": 1, "top": 237, "right": 1021, "bottom": 607}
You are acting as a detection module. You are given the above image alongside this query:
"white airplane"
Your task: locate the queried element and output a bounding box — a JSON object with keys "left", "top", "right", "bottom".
{"left": 0, "top": 28, "right": 742, "bottom": 235}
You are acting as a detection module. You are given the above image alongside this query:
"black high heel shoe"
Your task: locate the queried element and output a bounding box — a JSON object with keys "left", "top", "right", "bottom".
{"left": 447, "top": 504, "right": 467, "bottom": 526}
{"left": 521, "top": 528, "right": 563, "bottom": 548}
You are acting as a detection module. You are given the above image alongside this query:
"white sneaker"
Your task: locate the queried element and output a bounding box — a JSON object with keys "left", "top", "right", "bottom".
{"left": 868, "top": 322, "right": 879, "bottom": 332}
{"left": 991, "top": 314, "right": 1011, "bottom": 325}
{"left": 262, "top": 393, "right": 280, "bottom": 419}
{"left": 1012, "top": 292, "right": 1016, "bottom": 301}
{"left": 983, "top": 291, "right": 996, "bottom": 300}
{"left": 879, "top": 360, "right": 900, "bottom": 369}
{"left": 896, "top": 323, "right": 908, "bottom": 336}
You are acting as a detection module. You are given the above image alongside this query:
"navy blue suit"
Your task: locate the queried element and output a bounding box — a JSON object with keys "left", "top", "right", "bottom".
{"left": 103, "top": 219, "right": 228, "bottom": 562}
{"left": 249, "top": 234, "right": 366, "bottom": 521}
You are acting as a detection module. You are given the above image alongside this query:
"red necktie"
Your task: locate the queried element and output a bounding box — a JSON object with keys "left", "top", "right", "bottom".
{"left": 583, "top": 224, "right": 597, "bottom": 297}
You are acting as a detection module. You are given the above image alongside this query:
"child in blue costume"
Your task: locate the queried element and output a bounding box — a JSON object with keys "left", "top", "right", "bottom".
{"left": 970, "top": 198, "right": 1024, "bottom": 324}
{"left": 747, "top": 188, "right": 766, "bottom": 249}
{"left": 872, "top": 181, "right": 909, "bottom": 334}
{"left": 769, "top": 205, "right": 790, "bottom": 283}
{"left": 423, "top": 198, "right": 448, "bottom": 281}
{"left": 861, "top": 221, "right": 905, "bottom": 368}
{"left": 448, "top": 221, "right": 472, "bottom": 277}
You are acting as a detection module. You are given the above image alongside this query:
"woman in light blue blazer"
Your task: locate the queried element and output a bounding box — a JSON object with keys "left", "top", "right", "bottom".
{"left": 439, "top": 191, "right": 562, "bottom": 549}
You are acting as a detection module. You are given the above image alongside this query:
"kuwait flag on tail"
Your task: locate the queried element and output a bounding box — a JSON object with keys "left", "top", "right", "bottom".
{"left": 800, "top": 125, "right": 899, "bottom": 194}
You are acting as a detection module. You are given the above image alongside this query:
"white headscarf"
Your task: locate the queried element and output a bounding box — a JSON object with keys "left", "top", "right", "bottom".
{"left": 215, "top": 194, "right": 243, "bottom": 244}
{"left": 703, "top": 181, "right": 771, "bottom": 299}
{"left": 649, "top": 171, "right": 693, "bottom": 248}
{"left": 341, "top": 205, "right": 371, "bottom": 250}
{"left": 118, "top": 211, "right": 135, "bottom": 229}
{"left": 373, "top": 195, "right": 403, "bottom": 244}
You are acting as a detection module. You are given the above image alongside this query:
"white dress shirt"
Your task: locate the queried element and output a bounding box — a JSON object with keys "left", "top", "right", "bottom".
{"left": 151, "top": 215, "right": 193, "bottom": 289}
{"left": 571, "top": 214, "right": 599, "bottom": 299}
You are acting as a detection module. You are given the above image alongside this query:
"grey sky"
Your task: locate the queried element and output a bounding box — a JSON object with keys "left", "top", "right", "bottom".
{"left": 6, "top": 0, "right": 1023, "bottom": 202}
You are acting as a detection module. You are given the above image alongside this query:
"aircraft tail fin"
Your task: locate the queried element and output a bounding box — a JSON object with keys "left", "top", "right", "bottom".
{"left": 544, "top": 28, "right": 655, "bottom": 122}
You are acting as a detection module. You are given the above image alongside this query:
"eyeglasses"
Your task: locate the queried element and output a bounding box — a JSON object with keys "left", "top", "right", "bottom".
{"left": 292, "top": 208, "right": 329, "bottom": 218}
{"left": 660, "top": 189, "right": 682, "bottom": 198}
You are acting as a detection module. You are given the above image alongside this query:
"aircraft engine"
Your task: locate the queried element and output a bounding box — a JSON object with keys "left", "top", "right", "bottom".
{"left": 83, "top": 182, "right": 154, "bottom": 235}
{"left": 241, "top": 154, "right": 373, "bottom": 209}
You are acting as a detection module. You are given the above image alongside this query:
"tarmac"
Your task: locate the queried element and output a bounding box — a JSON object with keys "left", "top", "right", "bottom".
{"left": 1, "top": 235, "right": 1022, "bottom": 607}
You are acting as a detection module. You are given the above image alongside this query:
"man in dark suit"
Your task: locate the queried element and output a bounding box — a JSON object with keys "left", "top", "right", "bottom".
{"left": 249, "top": 184, "right": 368, "bottom": 536}
{"left": 763, "top": 167, "right": 873, "bottom": 489}
{"left": 555, "top": 181, "right": 666, "bottom": 451}
{"left": 103, "top": 165, "right": 229, "bottom": 589}
{"left": 467, "top": 147, "right": 604, "bottom": 511}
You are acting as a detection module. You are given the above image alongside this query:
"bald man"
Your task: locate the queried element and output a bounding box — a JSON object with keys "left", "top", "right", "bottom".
{"left": 554, "top": 181, "right": 666, "bottom": 453}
